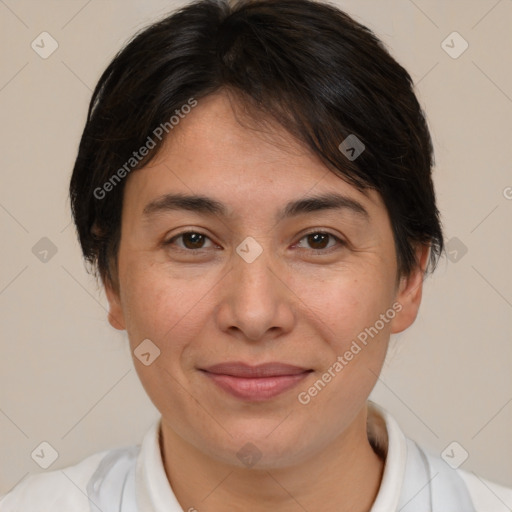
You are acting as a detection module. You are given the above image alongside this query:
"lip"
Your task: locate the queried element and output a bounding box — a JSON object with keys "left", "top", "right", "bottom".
{"left": 200, "top": 362, "right": 312, "bottom": 401}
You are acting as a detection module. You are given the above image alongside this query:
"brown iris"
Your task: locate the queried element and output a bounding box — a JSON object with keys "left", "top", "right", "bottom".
{"left": 182, "top": 233, "right": 206, "bottom": 249}
{"left": 306, "top": 233, "right": 330, "bottom": 250}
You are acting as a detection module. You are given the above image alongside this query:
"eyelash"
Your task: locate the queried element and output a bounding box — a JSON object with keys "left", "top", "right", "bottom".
{"left": 163, "top": 230, "right": 346, "bottom": 254}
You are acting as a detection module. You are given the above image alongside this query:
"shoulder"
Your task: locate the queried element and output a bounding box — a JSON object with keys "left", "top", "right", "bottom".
{"left": 419, "top": 442, "right": 512, "bottom": 512}
{"left": 0, "top": 448, "right": 111, "bottom": 512}
{"left": 458, "top": 469, "right": 512, "bottom": 512}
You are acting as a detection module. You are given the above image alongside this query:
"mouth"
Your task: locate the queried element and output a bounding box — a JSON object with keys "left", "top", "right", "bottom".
{"left": 199, "top": 362, "right": 313, "bottom": 402}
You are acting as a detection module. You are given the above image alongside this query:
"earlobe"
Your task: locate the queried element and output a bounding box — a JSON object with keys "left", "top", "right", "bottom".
{"left": 104, "top": 279, "right": 126, "bottom": 331}
{"left": 390, "top": 245, "right": 430, "bottom": 334}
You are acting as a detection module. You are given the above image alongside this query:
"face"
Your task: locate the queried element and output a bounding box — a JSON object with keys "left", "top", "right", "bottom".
{"left": 105, "top": 91, "right": 426, "bottom": 469}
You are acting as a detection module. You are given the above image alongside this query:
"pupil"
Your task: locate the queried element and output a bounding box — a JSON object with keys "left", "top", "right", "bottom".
{"left": 308, "top": 233, "right": 328, "bottom": 249}
{"left": 184, "top": 233, "right": 204, "bottom": 249}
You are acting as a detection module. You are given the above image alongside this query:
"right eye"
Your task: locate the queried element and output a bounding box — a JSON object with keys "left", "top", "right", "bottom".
{"left": 163, "top": 231, "right": 217, "bottom": 251}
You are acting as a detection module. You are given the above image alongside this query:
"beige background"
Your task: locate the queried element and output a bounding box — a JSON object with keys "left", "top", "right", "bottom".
{"left": 1, "top": 0, "right": 511, "bottom": 496}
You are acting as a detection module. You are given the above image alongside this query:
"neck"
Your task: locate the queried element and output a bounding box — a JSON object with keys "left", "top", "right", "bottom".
{"left": 160, "top": 404, "right": 385, "bottom": 512}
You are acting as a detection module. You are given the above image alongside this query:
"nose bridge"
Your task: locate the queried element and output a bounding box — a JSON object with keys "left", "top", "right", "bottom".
{"left": 233, "top": 237, "right": 278, "bottom": 308}
{"left": 215, "top": 236, "right": 295, "bottom": 341}
{"left": 237, "top": 245, "right": 273, "bottom": 291}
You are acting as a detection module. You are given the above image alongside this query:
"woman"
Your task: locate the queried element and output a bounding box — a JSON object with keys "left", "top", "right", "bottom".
{"left": 2, "top": 0, "right": 511, "bottom": 510}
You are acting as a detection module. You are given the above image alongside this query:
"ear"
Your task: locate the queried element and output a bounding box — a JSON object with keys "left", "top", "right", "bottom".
{"left": 390, "top": 244, "right": 431, "bottom": 334}
{"left": 104, "top": 278, "right": 126, "bottom": 331}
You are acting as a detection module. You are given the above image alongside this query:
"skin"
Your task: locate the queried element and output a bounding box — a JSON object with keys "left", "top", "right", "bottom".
{"left": 105, "top": 90, "right": 430, "bottom": 512}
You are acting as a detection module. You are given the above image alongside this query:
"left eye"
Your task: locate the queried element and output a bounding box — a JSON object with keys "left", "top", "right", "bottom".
{"left": 295, "top": 232, "right": 343, "bottom": 251}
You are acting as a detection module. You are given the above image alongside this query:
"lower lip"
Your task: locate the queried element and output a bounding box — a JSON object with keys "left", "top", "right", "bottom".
{"left": 202, "top": 371, "right": 311, "bottom": 401}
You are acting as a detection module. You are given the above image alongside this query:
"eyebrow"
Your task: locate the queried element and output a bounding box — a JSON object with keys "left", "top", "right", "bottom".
{"left": 142, "top": 192, "right": 369, "bottom": 222}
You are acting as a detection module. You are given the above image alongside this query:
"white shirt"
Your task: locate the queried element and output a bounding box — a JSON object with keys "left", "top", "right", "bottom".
{"left": 1, "top": 402, "right": 511, "bottom": 511}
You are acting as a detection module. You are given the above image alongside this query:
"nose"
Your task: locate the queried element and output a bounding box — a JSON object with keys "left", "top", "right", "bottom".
{"left": 214, "top": 243, "right": 296, "bottom": 343}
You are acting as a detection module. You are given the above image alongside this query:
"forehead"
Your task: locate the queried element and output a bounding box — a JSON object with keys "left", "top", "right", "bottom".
{"left": 122, "top": 91, "right": 385, "bottom": 220}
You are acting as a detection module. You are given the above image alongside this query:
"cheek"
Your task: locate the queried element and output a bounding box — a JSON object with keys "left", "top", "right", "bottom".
{"left": 119, "top": 257, "right": 216, "bottom": 352}
{"left": 298, "top": 271, "right": 395, "bottom": 406}
{"left": 294, "top": 267, "right": 395, "bottom": 353}
{"left": 294, "top": 281, "right": 392, "bottom": 419}
{"left": 118, "top": 260, "right": 215, "bottom": 409}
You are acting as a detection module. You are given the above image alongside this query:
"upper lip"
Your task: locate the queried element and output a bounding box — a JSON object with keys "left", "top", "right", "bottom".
{"left": 202, "top": 362, "right": 311, "bottom": 378}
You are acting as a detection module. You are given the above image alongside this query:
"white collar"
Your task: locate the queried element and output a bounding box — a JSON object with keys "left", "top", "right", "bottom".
{"left": 133, "top": 401, "right": 475, "bottom": 511}
{"left": 367, "top": 401, "right": 408, "bottom": 511}
{"left": 135, "top": 401, "right": 409, "bottom": 511}
{"left": 135, "top": 418, "right": 183, "bottom": 511}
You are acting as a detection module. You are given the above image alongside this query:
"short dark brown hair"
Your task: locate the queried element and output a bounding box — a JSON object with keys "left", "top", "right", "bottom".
{"left": 70, "top": 0, "right": 444, "bottom": 291}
